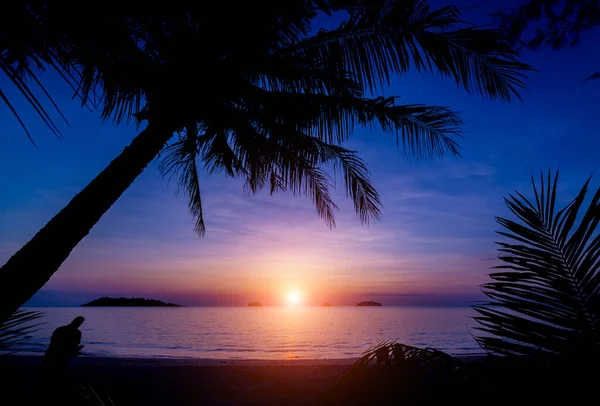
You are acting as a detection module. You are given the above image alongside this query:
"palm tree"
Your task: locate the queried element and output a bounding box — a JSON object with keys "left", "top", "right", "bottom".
{"left": 473, "top": 170, "right": 600, "bottom": 359}
{"left": 0, "top": 0, "right": 532, "bottom": 323}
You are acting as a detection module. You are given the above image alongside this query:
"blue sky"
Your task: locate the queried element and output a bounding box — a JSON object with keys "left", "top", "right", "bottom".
{"left": 1, "top": 1, "right": 599, "bottom": 306}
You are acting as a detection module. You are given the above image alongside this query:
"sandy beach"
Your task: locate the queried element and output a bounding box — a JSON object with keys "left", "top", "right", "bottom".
{"left": 2, "top": 355, "right": 357, "bottom": 405}
{"left": 3, "top": 354, "right": 585, "bottom": 405}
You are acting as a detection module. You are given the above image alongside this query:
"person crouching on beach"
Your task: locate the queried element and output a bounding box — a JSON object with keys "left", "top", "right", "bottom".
{"left": 43, "top": 316, "right": 85, "bottom": 373}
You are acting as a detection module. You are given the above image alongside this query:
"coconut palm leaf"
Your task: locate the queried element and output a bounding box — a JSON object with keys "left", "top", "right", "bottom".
{"left": 0, "top": 309, "right": 44, "bottom": 352}
{"left": 473, "top": 170, "right": 600, "bottom": 359}
{"left": 158, "top": 126, "right": 207, "bottom": 236}
{"left": 296, "top": 0, "right": 532, "bottom": 100}
{"left": 159, "top": 91, "right": 461, "bottom": 233}
{"left": 582, "top": 72, "right": 600, "bottom": 85}
{"left": 342, "top": 340, "right": 461, "bottom": 379}
{"left": 332, "top": 339, "right": 466, "bottom": 406}
{"left": 236, "top": 88, "right": 462, "bottom": 153}
{"left": 382, "top": 102, "right": 461, "bottom": 159}
{"left": 0, "top": 52, "right": 67, "bottom": 144}
{"left": 0, "top": 6, "right": 65, "bottom": 142}
{"left": 160, "top": 123, "right": 380, "bottom": 228}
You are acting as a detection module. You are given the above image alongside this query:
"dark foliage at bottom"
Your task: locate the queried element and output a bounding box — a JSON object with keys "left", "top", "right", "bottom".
{"left": 320, "top": 341, "right": 595, "bottom": 406}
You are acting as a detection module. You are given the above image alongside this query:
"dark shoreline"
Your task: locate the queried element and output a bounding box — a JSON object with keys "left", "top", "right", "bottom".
{"left": 5, "top": 353, "right": 488, "bottom": 365}
{"left": 2, "top": 355, "right": 354, "bottom": 406}
{"left": 0, "top": 354, "right": 495, "bottom": 405}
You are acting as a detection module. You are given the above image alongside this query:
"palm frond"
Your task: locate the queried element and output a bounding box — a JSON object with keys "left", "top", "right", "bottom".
{"left": 295, "top": 0, "right": 532, "bottom": 100}
{"left": 158, "top": 126, "right": 206, "bottom": 236}
{"left": 238, "top": 87, "right": 462, "bottom": 156}
{"left": 582, "top": 71, "right": 600, "bottom": 85}
{"left": 173, "top": 89, "right": 459, "bottom": 229}
{"left": 235, "top": 122, "right": 341, "bottom": 227}
{"left": 414, "top": 27, "right": 531, "bottom": 102}
{"left": 333, "top": 339, "right": 467, "bottom": 406}
{"left": 0, "top": 309, "right": 44, "bottom": 352}
{"left": 327, "top": 145, "right": 382, "bottom": 224}
{"left": 473, "top": 170, "right": 600, "bottom": 359}
{"left": 283, "top": 137, "right": 381, "bottom": 224}
{"left": 197, "top": 129, "right": 247, "bottom": 178}
{"left": 248, "top": 56, "right": 363, "bottom": 98}
{"left": 379, "top": 101, "right": 462, "bottom": 159}
{"left": 210, "top": 109, "right": 381, "bottom": 226}
{"left": 289, "top": 165, "right": 339, "bottom": 227}
{"left": 341, "top": 339, "right": 462, "bottom": 380}
{"left": 0, "top": 57, "right": 66, "bottom": 143}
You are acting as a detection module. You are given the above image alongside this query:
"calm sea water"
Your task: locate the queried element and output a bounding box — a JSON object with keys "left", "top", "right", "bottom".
{"left": 17, "top": 306, "right": 483, "bottom": 359}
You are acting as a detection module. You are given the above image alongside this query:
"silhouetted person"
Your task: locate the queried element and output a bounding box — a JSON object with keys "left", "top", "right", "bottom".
{"left": 43, "top": 316, "right": 85, "bottom": 373}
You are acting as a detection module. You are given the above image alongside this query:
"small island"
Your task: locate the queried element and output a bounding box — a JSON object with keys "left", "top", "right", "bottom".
{"left": 356, "top": 301, "right": 382, "bottom": 306}
{"left": 81, "top": 297, "right": 180, "bottom": 307}
{"left": 248, "top": 302, "right": 263, "bottom": 307}
{"left": 321, "top": 302, "right": 333, "bottom": 306}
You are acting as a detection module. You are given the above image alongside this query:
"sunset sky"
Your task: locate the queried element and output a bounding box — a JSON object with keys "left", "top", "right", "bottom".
{"left": 1, "top": 1, "right": 599, "bottom": 307}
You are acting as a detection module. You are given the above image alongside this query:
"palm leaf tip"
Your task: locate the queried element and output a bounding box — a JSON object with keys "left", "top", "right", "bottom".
{"left": 0, "top": 309, "right": 44, "bottom": 352}
{"left": 298, "top": 165, "right": 340, "bottom": 228}
{"left": 0, "top": 56, "right": 69, "bottom": 144}
{"left": 582, "top": 72, "right": 600, "bottom": 85}
{"left": 334, "top": 148, "right": 381, "bottom": 224}
{"left": 473, "top": 169, "right": 600, "bottom": 359}
{"left": 385, "top": 103, "right": 463, "bottom": 160}
{"left": 435, "top": 27, "right": 533, "bottom": 102}
{"left": 158, "top": 129, "right": 206, "bottom": 237}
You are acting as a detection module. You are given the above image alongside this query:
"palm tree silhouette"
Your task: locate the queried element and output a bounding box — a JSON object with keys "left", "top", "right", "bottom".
{"left": 474, "top": 170, "right": 600, "bottom": 360}
{"left": 0, "top": 1, "right": 532, "bottom": 322}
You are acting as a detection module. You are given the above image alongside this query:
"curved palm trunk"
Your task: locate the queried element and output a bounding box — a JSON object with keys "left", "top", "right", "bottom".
{"left": 0, "top": 122, "right": 173, "bottom": 323}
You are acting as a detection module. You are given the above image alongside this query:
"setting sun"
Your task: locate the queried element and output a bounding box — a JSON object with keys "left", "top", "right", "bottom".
{"left": 286, "top": 291, "right": 303, "bottom": 306}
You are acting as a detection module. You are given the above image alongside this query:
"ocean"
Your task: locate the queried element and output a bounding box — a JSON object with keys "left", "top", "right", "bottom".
{"left": 17, "top": 306, "right": 483, "bottom": 359}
